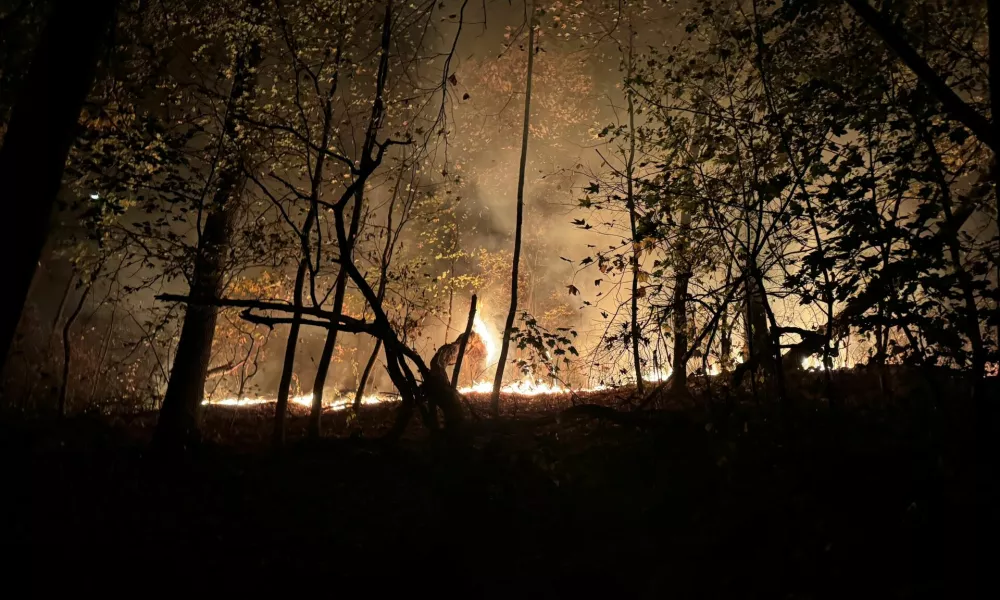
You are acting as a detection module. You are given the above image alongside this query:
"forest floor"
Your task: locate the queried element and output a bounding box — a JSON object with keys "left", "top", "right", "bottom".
{"left": 2, "top": 370, "right": 989, "bottom": 597}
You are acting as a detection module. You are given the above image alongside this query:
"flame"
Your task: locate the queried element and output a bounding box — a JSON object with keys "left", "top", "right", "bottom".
{"left": 459, "top": 310, "right": 574, "bottom": 396}
{"left": 204, "top": 392, "right": 387, "bottom": 411}
{"left": 642, "top": 366, "right": 672, "bottom": 383}
{"left": 459, "top": 377, "right": 570, "bottom": 396}
{"left": 472, "top": 312, "right": 499, "bottom": 365}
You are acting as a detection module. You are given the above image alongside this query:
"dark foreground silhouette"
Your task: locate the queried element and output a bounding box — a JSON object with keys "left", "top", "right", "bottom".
{"left": 3, "top": 375, "right": 988, "bottom": 597}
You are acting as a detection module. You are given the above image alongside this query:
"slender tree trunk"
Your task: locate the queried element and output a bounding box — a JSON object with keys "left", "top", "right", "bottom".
{"left": 273, "top": 258, "right": 307, "bottom": 447}
{"left": 490, "top": 4, "right": 535, "bottom": 416}
{"left": 154, "top": 40, "right": 260, "bottom": 451}
{"left": 670, "top": 272, "right": 691, "bottom": 391}
{"left": 754, "top": 270, "right": 788, "bottom": 417}
{"left": 669, "top": 202, "right": 693, "bottom": 393}
{"left": 452, "top": 295, "right": 478, "bottom": 388}
{"left": 625, "top": 21, "right": 644, "bottom": 395}
{"left": 89, "top": 300, "right": 118, "bottom": 404}
{"left": 745, "top": 267, "right": 770, "bottom": 364}
{"left": 308, "top": 269, "right": 348, "bottom": 438}
{"left": 719, "top": 308, "right": 732, "bottom": 373}
{"left": 59, "top": 277, "right": 95, "bottom": 418}
{"left": 445, "top": 273, "right": 455, "bottom": 346}
{"left": 50, "top": 272, "right": 75, "bottom": 342}
{"left": 354, "top": 339, "right": 383, "bottom": 410}
{"left": 309, "top": 183, "right": 366, "bottom": 438}
{"left": 0, "top": 0, "right": 118, "bottom": 372}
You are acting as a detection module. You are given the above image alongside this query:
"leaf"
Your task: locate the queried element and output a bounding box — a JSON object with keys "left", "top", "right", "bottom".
{"left": 567, "top": 284, "right": 580, "bottom": 296}
{"left": 448, "top": 73, "right": 458, "bottom": 86}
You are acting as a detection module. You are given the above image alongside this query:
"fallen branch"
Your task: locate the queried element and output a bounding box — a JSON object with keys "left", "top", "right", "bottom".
{"left": 156, "top": 293, "right": 374, "bottom": 334}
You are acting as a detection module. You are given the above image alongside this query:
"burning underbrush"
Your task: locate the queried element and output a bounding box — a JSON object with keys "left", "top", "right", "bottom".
{"left": 181, "top": 366, "right": 957, "bottom": 448}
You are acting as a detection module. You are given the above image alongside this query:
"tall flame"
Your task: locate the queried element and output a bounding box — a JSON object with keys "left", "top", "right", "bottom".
{"left": 472, "top": 312, "right": 499, "bottom": 366}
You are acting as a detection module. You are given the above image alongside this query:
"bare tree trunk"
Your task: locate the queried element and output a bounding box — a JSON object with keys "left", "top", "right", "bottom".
{"left": 625, "top": 20, "right": 644, "bottom": 396}
{"left": 756, "top": 273, "right": 788, "bottom": 418}
{"left": 490, "top": 4, "right": 535, "bottom": 416}
{"left": 273, "top": 258, "right": 307, "bottom": 447}
{"left": 670, "top": 272, "right": 691, "bottom": 393}
{"left": 58, "top": 276, "right": 95, "bottom": 418}
{"left": 0, "top": 0, "right": 118, "bottom": 372}
{"left": 719, "top": 309, "right": 733, "bottom": 372}
{"left": 445, "top": 284, "right": 455, "bottom": 346}
{"left": 88, "top": 300, "right": 118, "bottom": 404}
{"left": 309, "top": 188, "right": 364, "bottom": 439}
{"left": 354, "top": 339, "right": 383, "bottom": 410}
{"left": 452, "top": 295, "right": 478, "bottom": 388}
{"left": 50, "top": 272, "right": 75, "bottom": 342}
{"left": 745, "top": 268, "right": 771, "bottom": 365}
{"left": 154, "top": 40, "right": 260, "bottom": 452}
{"left": 308, "top": 270, "right": 347, "bottom": 438}
{"left": 669, "top": 205, "right": 693, "bottom": 393}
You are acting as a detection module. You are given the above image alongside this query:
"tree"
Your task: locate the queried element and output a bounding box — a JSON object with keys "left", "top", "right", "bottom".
{"left": 0, "top": 0, "right": 119, "bottom": 372}
{"left": 491, "top": 2, "right": 536, "bottom": 416}
{"left": 154, "top": 9, "right": 264, "bottom": 450}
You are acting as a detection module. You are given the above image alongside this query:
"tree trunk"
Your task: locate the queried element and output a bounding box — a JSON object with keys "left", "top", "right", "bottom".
{"left": 354, "top": 339, "right": 383, "bottom": 410}
{"left": 745, "top": 272, "right": 771, "bottom": 365}
{"left": 625, "top": 20, "right": 644, "bottom": 396}
{"left": 308, "top": 269, "right": 348, "bottom": 438}
{"left": 490, "top": 4, "right": 535, "bottom": 416}
{"left": 445, "top": 285, "right": 455, "bottom": 346}
{"left": 309, "top": 185, "right": 365, "bottom": 439}
{"left": 58, "top": 277, "right": 95, "bottom": 418}
{"left": 154, "top": 38, "right": 260, "bottom": 452}
{"left": 452, "top": 295, "right": 478, "bottom": 388}
{"left": 0, "top": 0, "right": 118, "bottom": 372}
{"left": 670, "top": 271, "right": 691, "bottom": 393}
{"left": 50, "top": 272, "right": 75, "bottom": 343}
{"left": 273, "top": 258, "right": 308, "bottom": 447}
{"left": 720, "top": 308, "right": 733, "bottom": 373}
{"left": 88, "top": 300, "right": 118, "bottom": 404}
{"left": 155, "top": 209, "right": 236, "bottom": 449}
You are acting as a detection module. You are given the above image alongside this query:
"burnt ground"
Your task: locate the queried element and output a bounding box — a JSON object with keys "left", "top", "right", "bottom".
{"left": 2, "top": 374, "right": 991, "bottom": 597}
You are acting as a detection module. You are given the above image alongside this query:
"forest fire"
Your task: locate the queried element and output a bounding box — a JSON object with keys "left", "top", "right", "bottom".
{"left": 204, "top": 393, "right": 388, "bottom": 411}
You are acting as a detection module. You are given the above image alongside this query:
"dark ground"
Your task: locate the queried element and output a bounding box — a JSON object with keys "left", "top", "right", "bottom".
{"left": 2, "top": 374, "right": 990, "bottom": 597}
